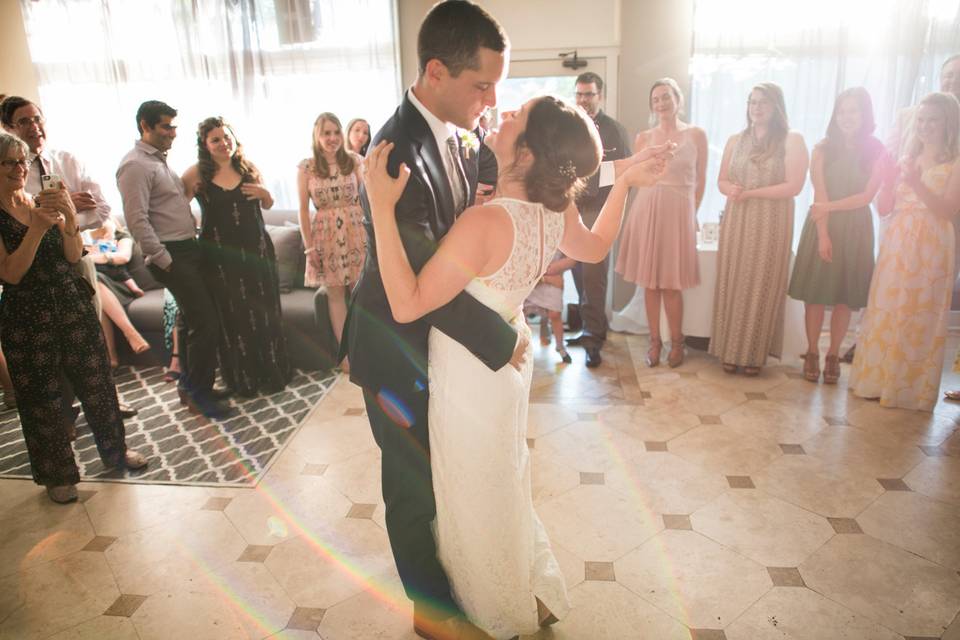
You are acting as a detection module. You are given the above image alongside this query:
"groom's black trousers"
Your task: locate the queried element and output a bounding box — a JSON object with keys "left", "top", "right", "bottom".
{"left": 362, "top": 388, "right": 459, "bottom": 617}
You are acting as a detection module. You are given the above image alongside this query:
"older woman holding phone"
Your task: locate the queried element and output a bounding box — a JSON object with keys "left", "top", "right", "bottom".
{"left": 0, "top": 132, "right": 146, "bottom": 503}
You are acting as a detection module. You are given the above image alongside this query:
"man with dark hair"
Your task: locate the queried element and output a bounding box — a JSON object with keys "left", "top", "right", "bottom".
{"left": 135, "top": 100, "right": 178, "bottom": 135}
{"left": 117, "top": 100, "right": 232, "bottom": 418}
{"left": 567, "top": 71, "right": 632, "bottom": 367}
{"left": 343, "top": 2, "right": 515, "bottom": 638}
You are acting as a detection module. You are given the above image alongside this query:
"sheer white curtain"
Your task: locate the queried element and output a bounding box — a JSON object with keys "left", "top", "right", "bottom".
{"left": 19, "top": 0, "right": 400, "bottom": 210}
{"left": 690, "top": 0, "right": 960, "bottom": 243}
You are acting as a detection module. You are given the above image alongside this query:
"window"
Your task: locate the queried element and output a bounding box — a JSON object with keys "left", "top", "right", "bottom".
{"left": 19, "top": 0, "right": 401, "bottom": 210}
{"left": 689, "top": 0, "right": 959, "bottom": 240}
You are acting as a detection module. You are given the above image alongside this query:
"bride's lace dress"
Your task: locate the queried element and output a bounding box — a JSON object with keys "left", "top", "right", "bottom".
{"left": 428, "top": 197, "right": 571, "bottom": 639}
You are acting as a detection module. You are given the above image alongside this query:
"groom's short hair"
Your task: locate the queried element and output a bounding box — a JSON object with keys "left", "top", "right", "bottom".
{"left": 417, "top": 0, "right": 508, "bottom": 78}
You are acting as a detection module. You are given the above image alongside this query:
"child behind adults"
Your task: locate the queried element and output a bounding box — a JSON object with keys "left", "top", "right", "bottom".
{"left": 524, "top": 250, "right": 576, "bottom": 363}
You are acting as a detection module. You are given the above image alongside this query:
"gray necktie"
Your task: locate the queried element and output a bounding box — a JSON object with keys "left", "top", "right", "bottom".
{"left": 445, "top": 136, "right": 467, "bottom": 213}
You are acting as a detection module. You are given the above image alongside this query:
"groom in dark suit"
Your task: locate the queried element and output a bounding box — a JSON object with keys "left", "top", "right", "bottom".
{"left": 342, "top": 2, "right": 520, "bottom": 639}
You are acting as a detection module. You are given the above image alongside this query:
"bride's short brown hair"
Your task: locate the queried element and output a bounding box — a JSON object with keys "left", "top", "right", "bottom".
{"left": 511, "top": 97, "right": 602, "bottom": 212}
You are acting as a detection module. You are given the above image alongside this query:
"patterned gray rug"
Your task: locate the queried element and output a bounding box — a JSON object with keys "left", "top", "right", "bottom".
{"left": 0, "top": 366, "right": 339, "bottom": 487}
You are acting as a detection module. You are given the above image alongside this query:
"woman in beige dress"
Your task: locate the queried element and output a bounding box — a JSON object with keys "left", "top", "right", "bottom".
{"left": 710, "top": 83, "right": 808, "bottom": 376}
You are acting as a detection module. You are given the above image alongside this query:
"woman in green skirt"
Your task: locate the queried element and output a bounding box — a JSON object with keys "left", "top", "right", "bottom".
{"left": 788, "top": 87, "right": 888, "bottom": 384}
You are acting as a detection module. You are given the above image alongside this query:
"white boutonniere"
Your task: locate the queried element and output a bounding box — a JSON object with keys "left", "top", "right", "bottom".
{"left": 459, "top": 130, "right": 480, "bottom": 159}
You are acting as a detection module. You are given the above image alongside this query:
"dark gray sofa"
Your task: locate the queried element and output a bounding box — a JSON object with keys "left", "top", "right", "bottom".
{"left": 117, "top": 209, "right": 339, "bottom": 372}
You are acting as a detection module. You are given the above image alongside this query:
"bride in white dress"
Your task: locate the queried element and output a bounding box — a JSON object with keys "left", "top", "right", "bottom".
{"left": 364, "top": 96, "right": 668, "bottom": 639}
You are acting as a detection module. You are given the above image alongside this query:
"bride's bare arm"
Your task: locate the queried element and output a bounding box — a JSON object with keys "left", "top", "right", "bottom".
{"left": 560, "top": 154, "right": 667, "bottom": 262}
{"left": 365, "top": 141, "right": 504, "bottom": 323}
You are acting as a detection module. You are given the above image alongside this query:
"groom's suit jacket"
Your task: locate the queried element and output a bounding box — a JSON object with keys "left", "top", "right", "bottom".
{"left": 342, "top": 92, "right": 516, "bottom": 400}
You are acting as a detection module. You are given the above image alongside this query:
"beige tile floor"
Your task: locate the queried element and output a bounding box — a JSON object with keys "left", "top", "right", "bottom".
{"left": 2, "top": 331, "right": 960, "bottom": 639}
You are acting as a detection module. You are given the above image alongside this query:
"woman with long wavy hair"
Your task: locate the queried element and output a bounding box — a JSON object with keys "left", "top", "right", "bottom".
{"left": 788, "top": 87, "right": 887, "bottom": 385}
{"left": 182, "top": 116, "right": 290, "bottom": 396}
{"left": 710, "top": 82, "right": 809, "bottom": 376}
{"left": 297, "top": 112, "right": 366, "bottom": 372}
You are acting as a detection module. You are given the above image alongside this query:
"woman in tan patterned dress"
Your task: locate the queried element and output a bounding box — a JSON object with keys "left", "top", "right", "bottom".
{"left": 710, "top": 83, "right": 809, "bottom": 375}
{"left": 297, "top": 112, "right": 366, "bottom": 372}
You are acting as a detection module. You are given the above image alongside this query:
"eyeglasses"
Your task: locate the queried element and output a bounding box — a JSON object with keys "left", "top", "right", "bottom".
{"left": 0, "top": 159, "right": 28, "bottom": 170}
{"left": 14, "top": 115, "right": 44, "bottom": 128}
{"left": 575, "top": 92, "right": 598, "bottom": 99}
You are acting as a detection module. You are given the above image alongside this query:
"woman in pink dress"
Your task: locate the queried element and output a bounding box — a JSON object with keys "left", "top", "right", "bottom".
{"left": 616, "top": 78, "right": 707, "bottom": 367}
{"left": 297, "top": 112, "right": 366, "bottom": 372}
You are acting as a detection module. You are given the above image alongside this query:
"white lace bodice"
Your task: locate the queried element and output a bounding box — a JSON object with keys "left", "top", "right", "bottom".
{"left": 465, "top": 197, "right": 566, "bottom": 319}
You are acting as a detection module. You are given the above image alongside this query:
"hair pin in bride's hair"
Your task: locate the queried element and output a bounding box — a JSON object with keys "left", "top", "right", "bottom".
{"left": 558, "top": 160, "right": 577, "bottom": 180}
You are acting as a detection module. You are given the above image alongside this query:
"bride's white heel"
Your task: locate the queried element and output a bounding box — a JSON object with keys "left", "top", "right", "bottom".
{"left": 537, "top": 598, "right": 558, "bottom": 627}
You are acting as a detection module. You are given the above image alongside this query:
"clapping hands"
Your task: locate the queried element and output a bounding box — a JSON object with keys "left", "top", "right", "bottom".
{"left": 363, "top": 141, "right": 410, "bottom": 218}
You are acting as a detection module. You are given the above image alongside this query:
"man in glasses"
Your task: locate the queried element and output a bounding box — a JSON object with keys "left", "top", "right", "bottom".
{"left": 568, "top": 71, "right": 632, "bottom": 367}
{"left": 0, "top": 95, "right": 140, "bottom": 422}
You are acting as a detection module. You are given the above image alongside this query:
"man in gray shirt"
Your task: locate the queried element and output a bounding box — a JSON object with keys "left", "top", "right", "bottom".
{"left": 117, "top": 100, "right": 231, "bottom": 418}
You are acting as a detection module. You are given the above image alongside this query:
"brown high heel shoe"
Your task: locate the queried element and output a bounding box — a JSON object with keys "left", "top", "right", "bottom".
{"left": 823, "top": 354, "right": 840, "bottom": 385}
{"left": 803, "top": 352, "right": 821, "bottom": 382}
{"left": 667, "top": 335, "right": 685, "bottom": 368}
{"left": 646, "top": 337, "right": 663, "bottom": 367}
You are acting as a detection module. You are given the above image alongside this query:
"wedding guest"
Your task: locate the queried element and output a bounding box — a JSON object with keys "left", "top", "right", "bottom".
{"left": 524, "top": 251, "right": 576, "bottom": 363}
{"left": 85, "top": 218, "right": 150, "bottom": 368}
{"left": 711, "top": 83, "right": 809, "bottom": 376}
{"left": 855, "top": 53, "right": 960, "bottom": 368}
{"left": 0, "top": 132, "right": 147, "bottom": 503}
{"left": 118, "top": 100, "right": 233, "bottom": 418}
{"left": 851, "top": 92, "right": 960, "bottom": 411}
{"left": 788, "top": 88, "right": 886, "bottom": 384}
{"left": 297, "top": 112, "right": 366, "bottom": 372}
{"left": 89, "top": 218, "right": 145, "bottom": 297}
{"left": 163, "top": 292, "right": 181, "bottom": 382}
{"left": 616, "top": 78, "right": 706, "bottom": 368}
{"left": 567, "top": 71, "right": 632, "bottom": 368}
{"left": 346, "top": 117, "right": 371, "bottom": 156}
{"left": 2, "top": 95, "right": 139, "bottom": 420}
{"left": 182, "top": 116, "right": 290, "bottom": 396}
{"left": 888, "top": 55, "right": 960, "bottom": 159}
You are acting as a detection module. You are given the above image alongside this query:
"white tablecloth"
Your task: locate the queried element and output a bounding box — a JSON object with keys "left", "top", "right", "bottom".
{"left": 610, "top": 243, "right": 806, "bottom": 363}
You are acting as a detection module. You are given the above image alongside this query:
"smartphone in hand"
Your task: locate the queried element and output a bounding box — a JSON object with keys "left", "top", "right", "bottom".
{"left": 41, "top": 174, "right": 63, "bottom": 191}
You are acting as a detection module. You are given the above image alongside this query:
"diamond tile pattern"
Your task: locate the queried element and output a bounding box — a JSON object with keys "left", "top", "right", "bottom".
{"left": 877, "top": 478, "right": 912, "bottom": 491}
{"left": 103, "top": 594, "right": 148, "bottom": 617}
{"left": 585, "top": 561, "right": 616, "bottom": 581}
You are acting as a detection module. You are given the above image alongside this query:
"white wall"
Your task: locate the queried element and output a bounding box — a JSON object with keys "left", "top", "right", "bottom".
{"left": 0, "top": 0, "right": 39, "bottom": 102}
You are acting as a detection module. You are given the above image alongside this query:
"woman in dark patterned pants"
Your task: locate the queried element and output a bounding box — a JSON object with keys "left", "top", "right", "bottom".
{"left": 0, "top": 133, "right": 147, "bottom": 503}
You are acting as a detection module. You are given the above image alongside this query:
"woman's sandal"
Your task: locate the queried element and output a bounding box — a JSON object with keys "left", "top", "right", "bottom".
{"left": 803, "top": 352, "right": 821, "bottom": 382}
{"left": 945, "top": 390, "right": 960, "bottom": 401}
{"left": 822, "top": 355, "right": 840, "bottom": 385}
{"left": 667, "top": 335, "right": 685, "bottom": 368}
{"left": 646, "top": 338, "right": 663, "bottom": 368}
{"left": 163, "top": 353, "right": 181, "bottom": 383}
{"left": 722, "top": 363, "right": 738, "bottom": 374}
{"left": 556, "top": 346, "right": 572, "bottom": 364}
{"left": 742, "top": 366, "right": 761, "bottom": 377}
